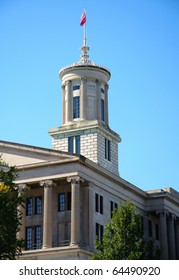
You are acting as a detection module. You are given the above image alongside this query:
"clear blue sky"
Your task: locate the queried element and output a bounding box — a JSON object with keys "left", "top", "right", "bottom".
{"left": 0, "top": 0, "right": 179, "bottom": 191}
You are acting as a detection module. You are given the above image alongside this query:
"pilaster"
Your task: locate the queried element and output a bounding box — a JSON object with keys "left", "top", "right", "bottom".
{"left": 157, "top": 210, "right": 168, "bottom": 259}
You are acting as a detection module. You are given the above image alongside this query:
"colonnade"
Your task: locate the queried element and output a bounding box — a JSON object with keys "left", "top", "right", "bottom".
{"left": 18, "top": 176, "right": 83, "bottom": 249}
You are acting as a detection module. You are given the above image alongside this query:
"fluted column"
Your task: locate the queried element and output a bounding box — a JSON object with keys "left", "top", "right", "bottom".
{"left": 17, "top": 184, "right": 29, "bottom": 242}
{"left": 168, "top": 213, "right": 176, "bottom": 259}
{"left": 104, "top": 83, "right": 109, "bottom": 125}
{"left": 40, "top": 180, "right": 54, "bottom": 249}
{"left": 62, "top": 84, "right": 66, "bottom": 125}
{"left": 67, "top": 176, "right": 84, "bottom": 246}
{"left": 158, "top": 210, "right": 168, "bottom": 259}
{"left": 80, "top": 77, "right": 86, "bottom": 120}
{"left": 66, "top": 80, "right": 72, "bottom": 123}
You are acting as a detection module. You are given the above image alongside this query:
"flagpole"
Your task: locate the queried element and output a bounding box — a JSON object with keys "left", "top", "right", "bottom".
{"left": 84, "top": 6, "right": 86, "bottom": 46}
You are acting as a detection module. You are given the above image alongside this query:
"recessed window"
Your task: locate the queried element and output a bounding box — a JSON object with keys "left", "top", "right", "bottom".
{"left": 68, "top": 136, "right": 80, "bottom": 154}
{"left": 73, "top": 85, "right": 80, "bottom": 91}
{"left": 58, "top": 192, "right": 71, "bottom": 212}
{"left": 101, "top": 88, "right": 105, "bottom": 94}
{"left": 96, "top": 223, "right": 104, "bottom": 243}
{"left": 35, "top": 196, "right": 42, "bottom": 215}
{"left": 110, "top": 201, "right": 118, "bottom": 218}
{"left": 95, "top": 193, "right": 103, "bottom": 214}
{"left": 105, "top": 138, "right": 111, "bottom": 161}
{"left": 26, "top": 226, "right": 42, "bottom": 250}
{"left": 26, "top": 197, "right": 33, "bottom": 216}
{"left": 101, "top": 99, "right": 105, "bottom": 121}
{"left": 73, "top": 96, "right": 80, "bottom": 119}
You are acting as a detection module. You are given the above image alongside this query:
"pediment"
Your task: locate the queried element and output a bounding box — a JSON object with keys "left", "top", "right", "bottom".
{"left": 0, "top": 140, "right": 77, "bottom": 167}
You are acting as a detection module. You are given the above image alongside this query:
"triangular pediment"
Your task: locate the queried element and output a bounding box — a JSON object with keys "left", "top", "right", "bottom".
{"left": 0, "top": 140, "right": 78, "bottom": 167}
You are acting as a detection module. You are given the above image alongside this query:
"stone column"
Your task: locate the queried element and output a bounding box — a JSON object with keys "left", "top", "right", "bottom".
{"left": 168, "top": 213, "right": 176, "bottom": 259}
{"left": 80, "top": 77, "right": 86, "bottom": 120}
{"left": 104, "top": 83, "right": 109, "bottom": 125}
{"left": 175, "top": 218, "right": 179, "bottom": 260}
{"left": 62, "top": 84, "right": 66, "bottom": 125}
{"left": 17, "top": 184, "right": 29, "bottom": 242}
{"left": 158, "top": 210, "right": 168, "bottom": 259}
{"left": 66, "top": 80, "right": 72, "bottom": 123}
{"left": 67, "top": 176, "right": 83, "bottom": 246}
{"left": 40, "top": 180, "right": 54, "bottom": 249}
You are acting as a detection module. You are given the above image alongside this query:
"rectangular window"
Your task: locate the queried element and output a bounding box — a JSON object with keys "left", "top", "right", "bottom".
{"left": 75, "top": 135, "right": 80, "bottom": 154}
{"left": 96, "top": 223, "right": 104, "bottom": 243}
{"left": 105, "top": 138, "right": 111, "bottom": 161}
{"left": 58, "top": 193, "right": 65, "bottom": 212}
{"left": 26, "top": 227, "right": 33, "bottom": 250}
{"left": 101, "top": 88, "right": 105, "bottom": 94}
{"left": 68, "top": 137, "right": 73, "bottom": 153}
{"left": 110, "top": 201, "right": 118, "bottom": 218}
{"left": 26, "top": 197, "right": 33, "bottom": 216}
{"left": 101, "top": 99, "right": 105, "bottom": 121}
{"left": 95, "top": 193, "right": 103, "bottom": 214}
{"left": 73, "top": 96, "right": 80, "bottom": 119}
{"left": 68, "top": 136, "right": 80, "bottom": 154}
{"left": 35, "top": 196, "right": 42, "bottom": 215}
{"left": 73, "top": 85, "right": 80, "bottom": 91}
{"left": 34, "top": 226, "right": 42, "bottom": 249}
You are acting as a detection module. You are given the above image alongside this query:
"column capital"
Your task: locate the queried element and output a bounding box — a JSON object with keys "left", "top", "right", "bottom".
{"left": 67, "top": 176, "right": 84, "bottom": 184}
{"left": 168, "top": 213, "right": 176, "bottom": 221}
{"left": 17, "top": 183, "right": 30, "bottom": 193}
{"left": 156, "top": 210, "right": 169, "bottom": 217}
{"left": 40, "top": 180, "right": 55, "bottom": 189}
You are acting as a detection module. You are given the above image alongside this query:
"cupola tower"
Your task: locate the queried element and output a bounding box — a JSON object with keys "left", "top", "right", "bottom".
{"left": 49, "top": 41, "right": 121, "bottom": 175}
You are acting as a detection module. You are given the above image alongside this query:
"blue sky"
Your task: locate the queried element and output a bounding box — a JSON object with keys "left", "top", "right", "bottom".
{"left": 0, "top": 0, "right": 179, "bottom": 191}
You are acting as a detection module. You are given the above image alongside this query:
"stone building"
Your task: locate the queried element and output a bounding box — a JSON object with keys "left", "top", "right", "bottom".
{"left": 0, "top": 41, "right": 179, "bottom": 260}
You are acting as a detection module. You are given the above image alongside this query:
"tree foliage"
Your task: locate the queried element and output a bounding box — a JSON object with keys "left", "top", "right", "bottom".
{"left": 0, "top": 160, "right": 25, "bottom": 259}
{"left": 93, "top": 200, "right": 160, "bottom": 260}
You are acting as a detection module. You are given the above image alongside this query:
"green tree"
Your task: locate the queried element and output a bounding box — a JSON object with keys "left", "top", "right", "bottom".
{"left": 93, "top": 200, "right": 160, "bottom": 260}
{"left": 0, "top": 161, "right": 25, "bottom": 259}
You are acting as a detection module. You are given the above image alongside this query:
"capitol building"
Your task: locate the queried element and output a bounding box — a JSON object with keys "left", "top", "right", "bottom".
{"left": 0, "top": 37, "right": 179, "bottom": 260}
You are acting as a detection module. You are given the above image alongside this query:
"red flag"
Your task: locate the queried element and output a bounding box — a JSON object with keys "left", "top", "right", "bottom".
{"left": 80, "top": 10, "right": 86, "bottom": 26}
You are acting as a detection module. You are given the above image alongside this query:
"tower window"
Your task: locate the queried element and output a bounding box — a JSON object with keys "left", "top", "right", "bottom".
{"left": 101, "top": 99, "right": 105, "bottom": 121}
{"left": 105, "top": 138, "right": 111, "bottom": 161}
{"left": 68, "top": 137, "right": 73, "bottom": 153}
{"left": 73, "top": 96, "right": 80, "bottom": 119}
{"left": 68, "top": 136, "right": 80, "bottom": 154}
{"left": 73, "top": 85, "right": 80, "bottom": 91}
{"left": 101, "top": 88, "right": 105, "bottom": 94}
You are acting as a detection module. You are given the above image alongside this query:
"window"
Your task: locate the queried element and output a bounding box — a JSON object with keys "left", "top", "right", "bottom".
{"left": 26, "top": 198, "right": 33, "bottom": 216}
{"left": 35, "top": 196, "right": 42, "bottom": 215}
{"left": 75, "top": 135, "right": 80, "bottom": 154}
{"left": 34, "top": 226, "right": 42, "bottom": 249}
{"left": 68, "top": 136, "right": 80, "bottom": 154}
{"left": 26, "top": 226, "right": 42, "bottom": 250}
{"left": 110, "top": 201, "right": 118, "bottom": 218}
{"left": 26, "top": 227, "right": 33, "bottom": 250}
{"left": 58, "top": 193, "right": 65, "bottom": 212}
{"left": 101, "top": 88, "right": 105, "bottom": 94}
{"left": 58, "top": 192, "right": 71, "bottom": 212}
{"left": 68, "top": 137, "right": 73, "bottom": 153}
{"left": 105, "top": 138, "right": 111, "bottom": 161}
{"left": 73, "top": 85, "right": 80, "bottom": 91}
{"left": 73, "top": 96, "right": 80, "bottom": 119}
{"left": 96, "top": 223, "right": 104, "bottom": 243}
{"left": 95, "top": 193, "right": 103, "bottom": 214}
{"left": 101, "top": 99, "right": 105, "bottom": 121}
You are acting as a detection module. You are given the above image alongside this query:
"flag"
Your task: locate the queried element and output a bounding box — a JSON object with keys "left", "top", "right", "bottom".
{"left": 80, "top": 10, "right": 86, "bottom": 26}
